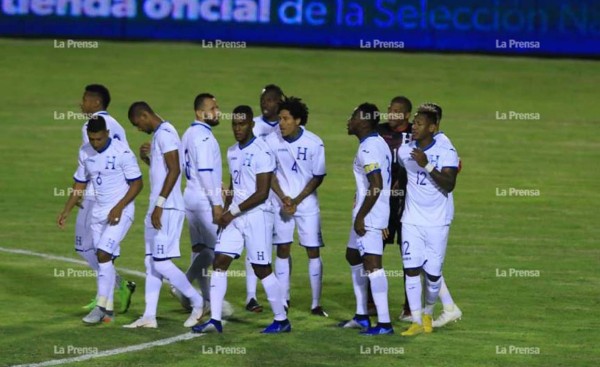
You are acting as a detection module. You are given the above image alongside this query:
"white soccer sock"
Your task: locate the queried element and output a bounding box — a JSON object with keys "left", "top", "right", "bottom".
{"left": 308, "top": 257, "right": 322, "bottom": 309}
{"left": 245, "top": 256, "right": 258, "bottom": 303}
{"left": 438, "top": 276, "right": 455, "bottom": 308}
{"left": 97, "top": 262, "right": 115, "bottom": 312}
{"left": 186, "top": 248, "right": 214, "bottom": 303}
{"left": 154, "top": 260, "right": 203, "bottom": 309}
{"left": 143, "top": 256, "right": 163, "bottom": 318}
{"left": 351, "top": 264, "right": 368, "bottom": 315}
{"left": 424, "top": 276, "right": 442, "bottom": 315}
{"left": 209, "top": 271, "right": 228, "bottom": 321}
{"left": 368, "top": 268, "right": 390, "bottom": 323}
{"left": 405, "top": 274, "right": 423, "bottom": 325}
{"left": 275, "top": 256, "right": 290, "bottom": 305}
{"left": 261, "top": 273, "right": 286, "bottom": 321}
{"left": 78, "top": 250, "right": 99, "bottom": 271}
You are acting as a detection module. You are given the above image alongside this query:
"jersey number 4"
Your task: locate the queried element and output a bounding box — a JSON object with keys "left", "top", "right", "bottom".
{"left": 291, "top": 162, "right": 298, "bottom": 172}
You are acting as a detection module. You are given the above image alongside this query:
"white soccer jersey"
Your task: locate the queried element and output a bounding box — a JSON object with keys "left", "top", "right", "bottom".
{"left": 434, "top": 131, "right": 459, "bottom": 223}
{"left": 182, "top": 121, "right": 223, "bottom": 206}
{"left": 226, "top": 137, "right": 275, "bottom": 213}
{"left": 253, "top": 116, "right": 279, "bottom": 140}
{"left": 398, "top": 139, "right": 459, "bottom": 226}
{"left": 73, "top": 138, "right": 141, "bottom": 221}
{"left": 352, "top": 133, "right": 392, "bottom": 229}
{"left": 265, "top": 127, "right": 326, "bottom": 216}
{"left": 149, "top": 121, "right": 184, "bottom": 211}
{"left": 81, "top": 111, "right": 129, "bottom": 202}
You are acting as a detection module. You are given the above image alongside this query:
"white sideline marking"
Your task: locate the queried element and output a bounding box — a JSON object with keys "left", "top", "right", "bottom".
{"left": 0, "top": 246, "right": 146, "bottom": 278}
{"left": 10, "top": 333, "right": 202, "bottom": 367}
{"left": 0, "top": 246, "right": 204, "bottom": 367}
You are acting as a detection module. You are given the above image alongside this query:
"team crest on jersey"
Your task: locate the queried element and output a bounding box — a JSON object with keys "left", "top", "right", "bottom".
{"left": 243, "top": 153, "right": 254, "bottom": 166}
{"left": 105, "top": 156, "right": 117, "bottom": 170}
{"left": 428, "top": 155, "right": 440, "bottom": 168}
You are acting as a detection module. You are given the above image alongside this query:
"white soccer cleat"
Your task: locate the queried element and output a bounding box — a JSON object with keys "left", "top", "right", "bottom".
{"left": 183, "top": 307, "right": 205, "bottom": 327}
{"left": 82, "top": 307, "right": 112, "bottom": 324}
{"left": 222, "top": 300, "right": 234, "bottom": 319}
{"left": 432, "top": 304, "right": 462, "bottom": 328}
{"left": 169, "top": 286, "right": 192, "bottom": 311}
{"left": 123, "top": 316, "right": 158, "bottom": 329}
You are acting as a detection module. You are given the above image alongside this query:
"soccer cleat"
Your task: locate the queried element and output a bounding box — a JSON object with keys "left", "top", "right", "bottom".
{"left": 433, "top": 304, "right": 462, "bottom": 328}
{"left": 261, "top": 319, "right": 292, "bottom": 334}
{"left": 398, "top": 309, "right": 413, "bottom": 323}
{"left": 311, "top": 306, "right": 329, "bottom": 317}
{"left": 117, "top": 281, "right": 136, "bottom": 314}
{"left": 169, "top": 286, "right": 192, "bottom": 312}
{"left": 423, "top": 314, "right": 433, "bottom": 333}
{"left": 191, "top": 319, "right": 223, "bottom": 334}
{"left": 82, "top": 298, "right": 97, "bottom": 311}
{"left": 183, "top": 307, "right": 205, "bottom": 327}
{"left": 401, "top": 322, "right": 424, "bottom": 336}
{"left": 360, "top": 324, "right": 394, "bottom": 336}
{"left": 338, "top": 316, "right": 371, "bottom": 331}
{"left": 122, "top": 316, "right": 158, "bottom": 328}
{"left": 82, "top": 307, "right": 112, "bottom": 324}
{"left": 245, "top": 298, "right": 263, "bottom": 313}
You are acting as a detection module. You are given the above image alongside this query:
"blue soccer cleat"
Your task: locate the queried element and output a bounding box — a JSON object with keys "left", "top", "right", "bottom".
{"left": 261, "top": 319, "right": 292, "bottom": 334}
{"left": 191, "top": 319, "right": 223, "bottom": 334}
{"left": 360, "top": 324, "right": 394, "bottom": 336}
{"left": 338, "top": 315, "right": 371, "bottom": 331}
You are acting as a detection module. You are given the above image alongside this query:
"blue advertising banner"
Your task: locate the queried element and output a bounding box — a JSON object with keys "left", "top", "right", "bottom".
{"left": 1, "top": 0, "right": 598, "bottom": 56}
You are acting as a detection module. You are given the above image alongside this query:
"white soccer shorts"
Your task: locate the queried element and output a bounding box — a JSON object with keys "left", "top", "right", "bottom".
{"left": 145, "top": 209, "right": 185, "bottom": 260}
{"left": 216, "top": 209, "right": 274, "bottom": 265}
{"left": 75, "top": 198, "right": 95, "bottom": 253}
{"left": 273, "top": 211, "right": 324, "bottom": 248}
{"left": 91, "top": 207, "right": 134, "bottom": 258}
{"left": 401, "top": 224, "right": 450, "bottom": 276}
{"left": 185, "top": 200, "right": 218, "bottom": 249}
{"left": 346, "top": 226, "right": 384, "bottom": 256}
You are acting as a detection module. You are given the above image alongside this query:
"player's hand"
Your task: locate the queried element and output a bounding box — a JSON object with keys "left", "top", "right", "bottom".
{"left": 282, "top": 196, "right": 296, "bottom": 215}
{"left": 212, "top": 205, "right": 224, "bottom": 224}
{"left": 57, "top": 211, "right": 69, "bottom": 229}
{"left": 354, "top": 215, "right": 366, "bottom": 237}
{"left": 217, "top": 211, "right": 234, "bottom": 228}
{"left": 140, "top": 142, "right": 151, "bottom": 163}
{"left": 382, "top": 228, "right": 389, "bottom": 240}
{"left": 107, "top": 203, "right": 124, "bottom": 226}
{"left": 410, "top": 148, "right": 428, "bottom": 168}
{"left": 151, "top": 206, "right": 163, "bottom": 230}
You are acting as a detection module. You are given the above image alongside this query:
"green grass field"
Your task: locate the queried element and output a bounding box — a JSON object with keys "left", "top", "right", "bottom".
{"left": 0, "top": 38, "right": 598, "bottom": 367}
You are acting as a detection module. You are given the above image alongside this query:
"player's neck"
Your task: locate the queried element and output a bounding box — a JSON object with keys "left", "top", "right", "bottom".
{"left": 390, "top": 120, "right": 410, "bottom": 132}
{"left": 284, "top": 128, "right": 302, "bottom": 142}
{"left": 238, "top": 135, "right": 255, "bottom": 148}
{"left": 416, "top": 136, "right": 434, "bottom": 149}
{"left": 356, "top": 129, "right": 377, "bottom": 142}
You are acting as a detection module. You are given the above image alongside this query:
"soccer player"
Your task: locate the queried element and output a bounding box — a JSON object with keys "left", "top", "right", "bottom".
{"left": 339, "top": 103, "right": 393, "bottom": 335}
{"left": 78, "top": 84, "right": 136, "bottom": 313}
{"left": 265, "top": 96, "right": 327, "bottom": 316}
{"left": 396, "top": 108, "right": 459, "bottom": 336}
{"left": 171, "top": 93, "right": 224, "bottom": 313}
{"left": 417, "top": 102, "right": 462, "bottom": 327}
{"left": 244, "top": 84, "right": 286, "bottom": 313}
{"left": 57, "top": 116, "right": 143, "bottom": 324}
{"left": 372, "top": 96, "right": 413, "bottom": 322}
{"left": 192, "top": 106, "right": 290, "bottom": 334}
{"left": 124, "top": 102, "right": 204, "bottom": 329}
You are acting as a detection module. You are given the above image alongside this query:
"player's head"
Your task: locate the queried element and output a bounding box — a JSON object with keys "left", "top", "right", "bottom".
{"left": 81, "top": 84, "right": 111, "bottom": 114}
{"left": 418, "top": 102, "right": 442, "bottom": 123}
{"left": 86, "top": 115, "right": 109, "bottom": 151}
{"left": 347, "top": 103, "right": 380, "bottom": 136}
{"left": 278, "top": 96, "right": 308, "bottom": 138}
{"left": 128, "top": 101, "right": 157, "bottom": 134}
{"left": 194, "top": 93, "right": 220, "bottom": 126}
{"left": 387, "top": 96, "right": 412, "bottom": 127}
{"left": 232, "top": 105, "right": 254, "bottom": 143}
{"left": 412, "top": 110, "right": 438, "bottom": 142}
{"left": 259, "top": 84, "right": 285, "bottom": 121}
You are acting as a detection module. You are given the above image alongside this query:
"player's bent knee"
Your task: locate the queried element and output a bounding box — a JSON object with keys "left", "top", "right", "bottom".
{"left": 213, "top": 253, "right": 233, "bottom": 271}
{"left": 276, "top": 244, "right": 291, "bottom": 258}
{"left": 425, "top": 272, "right": 441, "bottom": 282}
{"left": 345, "top": 248, "right": 361, "bottom": 265}
{"left": 96, "top": 250, "right": 112, "bottom": 263}
{"left": 306, "top": 247, "right": 320, "bottom": 258}
{"left": 251, "top": 264, "right": 272, "bottom": 279}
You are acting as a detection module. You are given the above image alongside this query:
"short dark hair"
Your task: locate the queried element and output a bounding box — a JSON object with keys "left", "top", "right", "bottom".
{"left": 194, "top": 93, "right": 215, "bottom": 111}
{"left": 85, "top": 84, "right": 111, "bottom": 109}
{"left": 261, "top": 84, "right": 285, "bottom": 98}
{"left": 355, "top": 102, "right": 380, "bottom": 128}
{"left": 390, "top": 96, "right": 412, "bottom": 112}
{"left": 418, "top": 102, "right": 442, "bottom": 123}
{"left": 415, "top": 110, "right": 438, "bottom": 125}
{"left": 232, "top": 105, "right": 253, "bottom": 122}
{"left": 128, "top": 101, "right": 154, "bottom": 120}
{"left": 278, "top": 96, "right": 309, "bottom": 126}
{"left": 87, "top": 115, "right": 107, "bottom": 133}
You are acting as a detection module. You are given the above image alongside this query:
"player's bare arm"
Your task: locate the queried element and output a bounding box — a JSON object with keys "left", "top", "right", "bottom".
{"left": 354, "top": 170, "right": 383, "bottom": 236}
{"left": 57, "top": 181, "right": 87, "bottom": 229}
{"left": 289, "top": 175, "right": 325, "bottom": 214}
{"left": 107, "top": 178, "right": 143, "bottom": 225}
{"left": 270, "top": 174, "right": 288, "bottom": 201}
{"left": 218, "top": 172, "right": 272, "bottom": 228}
{"left": 151, "top": 149, "right": 180, "bottom": 230}
{"left": 139, "top": 142, "right": 151, "bottom": 166}
{"left": 411, "top": 148, "right": 457, "bottom": 192}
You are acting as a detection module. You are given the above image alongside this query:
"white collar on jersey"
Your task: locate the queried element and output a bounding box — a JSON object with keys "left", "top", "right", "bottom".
{"left": 191, "top": 120, "right": 212, "bottom": 131}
